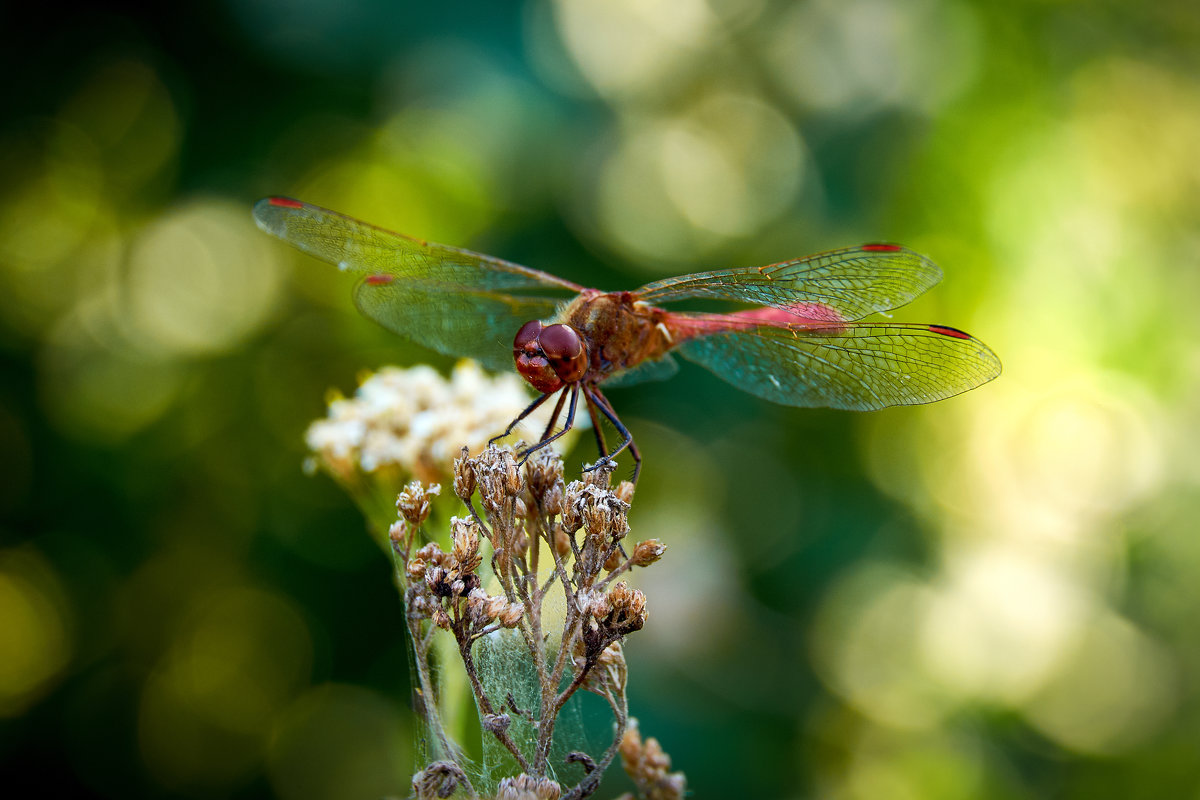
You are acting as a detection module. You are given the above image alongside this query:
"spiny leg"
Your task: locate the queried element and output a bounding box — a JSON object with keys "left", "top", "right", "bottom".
{"left": 517, "top": 384, "right": 580, "bottom": 464}
{"left": 583, "top": 386, "right": 642, "bottom": 484}
{"left": 538, "top": 387, "right": 571, "bottom": 443}
{"left": 489, "top": 389, "right": 556, "bottom": 446}
{"left": 582, "top": 390, "right": 610, "bottom": 460}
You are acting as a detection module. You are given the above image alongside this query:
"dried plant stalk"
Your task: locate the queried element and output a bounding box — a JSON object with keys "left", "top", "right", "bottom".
{"left": 394, "top": 445, "right": 683, "bottom": 800}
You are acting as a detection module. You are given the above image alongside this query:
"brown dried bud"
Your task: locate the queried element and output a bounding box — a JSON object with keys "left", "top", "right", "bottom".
{"left": 504, "top": 452, "right": 522, "bottom": 495}
{"left": 604, "top": 549, "right": 623, "bottom": 572}
{"left": 496, "top": 774, "right": 561, "bottom": 800}
{"left": 450, "top": 517, "right": 482, "bottom": 574}
{"left": 425, "top": 564, "right": 448, "bottom": 596}
{"left": 388, "top": 520, "right": 406, "bottom": 549}
{"left": 615, "top": 480, "right": 635, "bottom": 504}
{"left": 606, "top": 581, "right": 647, "bottom": 634}
{"left": 585, "top": 503, "right": 610, "bottom": 537}
{"left": 430, "top": 606, "right": 452, "bottom": 630}
{"left": 597, "top": 640, "right": 626, "bottom": 670}
{"left": 415, "top": 542, "right": 446, "bottom": 565}
{"left": 412, "top": 760, "right": 468, "bottom": 800}
{"left": 498, "top": 602, "right": 525, "bottom": 627}
{"left": 543, "top": 482, "right": 565, "bottom": 517}
{"left": 482, "top": 713, "right": 511, "bottom": 734}
{"left": 561, "top": 482, "right": 585, "bottom": 533}
{"left": 631, "top": 539, "right": 666, "bottom": 567}
{"left": 485, "top": 595, "right": 507, "bottom": 620}
{"left": 524, "top": 448, "right": 565, "bottom": 503}
{"left": 554, "top": 528, "right": 571, "bottom": 558}
{"left": 397, "top": 481, "right": 440, "bottom": 526}
{"left": 513, "top": 496, "right": 530, "bottom": 518}
{"left": 580, "top": 589, "right": 610, "bottom": 620}
{"left": 406, "top": 557, "right": 427, "bottom": 582}
{"left": 453, "top": 446, "right": 476, "bottom": 499}
{"left": 566, "top": 482, "right": 630, "bottom": 539}
{"left": 618, "top": 720, "right": 683, "bottom": 798}
{"left": 583, "top": 459, "right": 614, "bottom": 488}
{"left": 476, "top": 444, "right": 522, "bottom": 513}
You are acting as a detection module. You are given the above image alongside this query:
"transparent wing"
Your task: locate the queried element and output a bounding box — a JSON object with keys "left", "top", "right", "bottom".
{"left": 674, "top": 318, "right": 1001, "bottom": 410}
{"left": 635, "top": 244, "right": 942, "bottom": 322}
{"left": 253, "top": 197, "right": 582, "bottom": 370}
{"left": 600, "top": 354, "right": 680, "bottom": 389}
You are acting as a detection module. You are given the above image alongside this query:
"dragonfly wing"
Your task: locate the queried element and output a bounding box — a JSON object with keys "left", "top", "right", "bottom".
{"left": 675, "top": 320, "right": 1001, "bottom": 410}
{"left": 353, "top": 282, "right": 561, "bottom": 372}
{"left": 254, "top": 197, "right": 583, "bottom": 371}
{"left": 600, "top": 354, "right": 680, "bottom": 389}
{"left": 634, "top": 245, "right": 942, "bottom": 322}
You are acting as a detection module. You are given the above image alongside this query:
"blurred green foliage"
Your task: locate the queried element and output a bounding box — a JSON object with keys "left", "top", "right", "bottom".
{"left": 3, "top": 0, "right": 1200, "bottom": 798}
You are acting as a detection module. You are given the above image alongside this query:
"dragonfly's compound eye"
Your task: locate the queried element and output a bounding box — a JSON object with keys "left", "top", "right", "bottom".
{"left": 514, "top": 320, "right": 543, "bottom": 352}
{"left": 539, "top": 324, "right": 587, "bottom": 384}
{"left": 513, "top": 320, "right": 561, "bottom": 393}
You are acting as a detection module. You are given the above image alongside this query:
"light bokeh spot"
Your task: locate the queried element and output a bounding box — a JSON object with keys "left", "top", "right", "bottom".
{"left": 1023, "top": 611, "right": 1176, "bottom": 754}
{"left": 586, "top": 93, "right": 805, "bottom": 264}
{"left": 765, "top": 0, "right": 979, "bottom": 115}
{"left": 0, "top": 549, "right": 72, "bottom": 717}
{"left": 127, "top": 198, "right": 286, "bottom": 357}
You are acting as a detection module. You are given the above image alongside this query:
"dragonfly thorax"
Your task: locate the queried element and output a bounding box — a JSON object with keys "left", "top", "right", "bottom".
{"left": 513, "top": 320, "right": 589, "bottom": 394}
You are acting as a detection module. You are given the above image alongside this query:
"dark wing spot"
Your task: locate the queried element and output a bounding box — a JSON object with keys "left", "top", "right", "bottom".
{"left": 928, "top": 324, "right": 972, "bottom": 339}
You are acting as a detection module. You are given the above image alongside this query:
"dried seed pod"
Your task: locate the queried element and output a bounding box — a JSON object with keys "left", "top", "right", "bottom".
{"left": 450, "top": 517, "right": 482, "bottom": 574}
{"left": 495, "top": 774, "right": 562, "bottom": 800}
{"left": 631, "top": 539, "right": 666, "bottom": 567}
{"left": 453, "top": 446, "right": 476, "bottom": 499}
{"left": 406, "top": 557, "right": 427, "bottom": 582}
{"left": 498, "top": 602, "right": 525, "bottom": 628}
{"left": 604, "top": 549, "right": 623, "bottom": 572}
{"left": 397, "top": 481, "right": 440, "bottom": 526}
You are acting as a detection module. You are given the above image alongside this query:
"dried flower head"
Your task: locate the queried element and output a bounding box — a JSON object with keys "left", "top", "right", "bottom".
{"left": 474, "top": 444, "right": 524, "bottom": 514}
{"left": 453, "top": 446, "right": 476, "bottom": 499}
{"left": 412, "top": 760, "right": 469, "bottom": 800}
{"left": 495, "top": 774, "right": 563, "bottom": 800}
{"left": 524, "top": 447, "right": 565, "bottom": 507}
{"left": 619, "top": 720, "right": 686, "bottom": 800}
{"left": 398, "top": 481, "right": 440, "bottom": 526}
{"left": 393, "top": 443, "right": 679, "bottom": 799}
{"left": 606, "top": 581, "right": 648, "bottom": 635}
{"left": 631, "top": 539, "right": 667, "bottom": 567}
{"left": 565, "top": 482, "right": 630, "bottom": 539}
{"left": 450, "top": 516, "right": 482, "bottom": 574}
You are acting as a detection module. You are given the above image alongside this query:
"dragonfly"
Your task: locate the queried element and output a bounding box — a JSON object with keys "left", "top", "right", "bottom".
{"left": 255, "top": 197, "right": 1000, "bottom": 483}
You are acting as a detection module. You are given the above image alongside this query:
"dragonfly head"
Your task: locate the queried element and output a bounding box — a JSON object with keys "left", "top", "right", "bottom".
{"left": 513, "top": 320, "right": 588, "bottom": 394}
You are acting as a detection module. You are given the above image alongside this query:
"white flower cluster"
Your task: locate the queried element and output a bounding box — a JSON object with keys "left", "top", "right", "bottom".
{"left": 305, "top": 361, "right": 569, "bottom": 483}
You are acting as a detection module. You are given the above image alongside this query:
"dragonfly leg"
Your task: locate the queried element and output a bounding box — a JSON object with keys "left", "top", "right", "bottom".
{"left": 490, "top": 390, "right": 555, "bottom": 446}
{"left": 517, "top": 384, "right": 579, "bottom": 464}
{"left": 582, "top": 391, "right": 610, "bottom": 459}
{"left": 538, "top": 387, "right": 571, "bottom": 443}
{"left": 583, "top": 387, "right": 641, "bottom": 484}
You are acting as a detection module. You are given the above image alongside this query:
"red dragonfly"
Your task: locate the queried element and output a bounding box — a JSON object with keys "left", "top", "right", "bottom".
{"left": 255, "top": 197, "right": 1000, "bottom": 482}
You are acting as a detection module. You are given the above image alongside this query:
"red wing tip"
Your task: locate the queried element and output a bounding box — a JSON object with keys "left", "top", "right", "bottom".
{"left": 266, "top": 197, "right": 305, "bottom": 208}
{"left": 861, "top": 243, "right": 904, "bottom": 252}
{"left": 364, "top": 274, "right": 395, "bottom": 286}
{"left": 928, "top": 324, "right": 972, "bottom": 339}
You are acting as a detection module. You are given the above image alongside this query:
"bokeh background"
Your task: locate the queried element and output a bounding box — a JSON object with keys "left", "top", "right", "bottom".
{"left": 4, "top": 0, "right": 1200, "bottom": 797}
